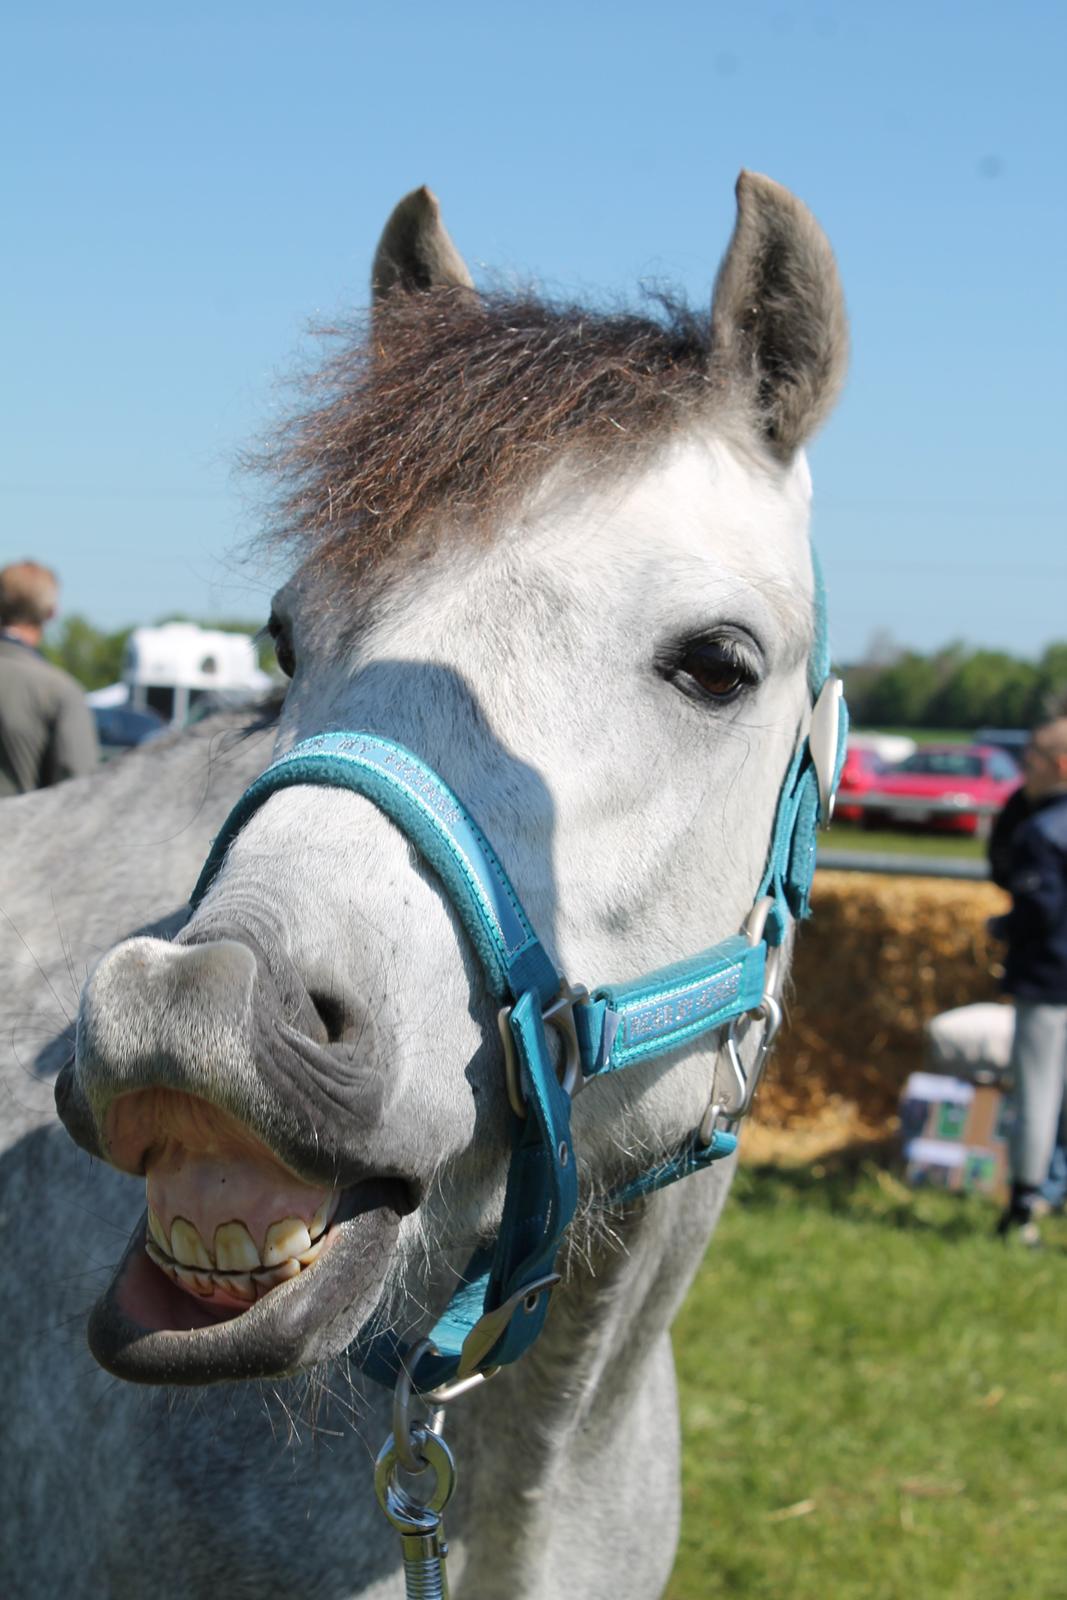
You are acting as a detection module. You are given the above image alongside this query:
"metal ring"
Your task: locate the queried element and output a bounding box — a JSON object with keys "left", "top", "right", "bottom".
{"left": 743, "top": 894, "right": 776, "bottom": 946}
{"left": 392, "top": 1337, "right": 441, "bottom": 1475}
{"left": 743, "top": 895, "right": 783, "bottom": 1001}
{"left": 498, "top": 980, "right": 588, "bottom": 1119}
{"left": 423, "top": 1366, "right": 500, "bottom": 1405}
{"left": 374, "top": 1429, "right": 457, "bottom": 1534}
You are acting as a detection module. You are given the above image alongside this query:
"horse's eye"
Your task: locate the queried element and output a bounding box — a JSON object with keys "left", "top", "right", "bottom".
{"left": 267, "top": 615, "right": 296, "bottom": 679}
{"left": 668, "top": 638, "right": 755, "bottom": 704}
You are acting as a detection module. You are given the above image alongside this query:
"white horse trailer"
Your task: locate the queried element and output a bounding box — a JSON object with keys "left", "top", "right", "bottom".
{"left": 114, "top": 622, "right": 272, "bottom": 725}
{"left": 123, "top": 622, "right": 272, "bottom": 723}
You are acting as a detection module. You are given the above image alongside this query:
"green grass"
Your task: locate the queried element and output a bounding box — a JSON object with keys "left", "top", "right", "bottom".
{"left": 861, "top": 728, "right": 974, "bottom": 746}
{"left": 666, "top": 1164, "right": 1067, "bottom": 1600}
{"left": 823, "top": 824, "right": 985, "bottom": 860}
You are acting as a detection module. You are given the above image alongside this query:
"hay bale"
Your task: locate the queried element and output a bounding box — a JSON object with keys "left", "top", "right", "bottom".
{"left": 754, "top": 871, "right": 1011, "bottom": 1138}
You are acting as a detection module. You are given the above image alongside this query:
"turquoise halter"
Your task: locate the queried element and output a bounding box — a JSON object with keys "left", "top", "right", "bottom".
{"left": 190, "top": 570, "right": 846, "bottom": 1396}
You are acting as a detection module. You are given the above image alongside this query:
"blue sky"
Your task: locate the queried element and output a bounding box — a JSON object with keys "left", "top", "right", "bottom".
{"left": 3, "top": 1, "right": 1064, "bottom": 663}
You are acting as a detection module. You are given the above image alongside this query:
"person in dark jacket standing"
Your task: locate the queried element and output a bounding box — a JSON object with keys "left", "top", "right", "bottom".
{"left": 0, "top": 560, "right": 98, "bottom": 797}
{"left": 989, "top": 717, "right": 1067, "bottom": 1242}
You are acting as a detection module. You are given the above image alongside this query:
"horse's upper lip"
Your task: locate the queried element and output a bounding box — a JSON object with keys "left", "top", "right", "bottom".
{"left": 90, "top": 1180, "right": 409, "bottom": 1385}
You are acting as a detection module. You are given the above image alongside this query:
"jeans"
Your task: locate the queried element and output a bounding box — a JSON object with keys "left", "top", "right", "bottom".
{"left": 1043, "top": 1139, "right": 1067, "bottom": 1207}
{"left": 1008, "top": 1001, "right": 1067, "bottom": 1190}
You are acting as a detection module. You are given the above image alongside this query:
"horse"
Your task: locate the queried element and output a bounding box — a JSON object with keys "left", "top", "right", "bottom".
{"left": 4, "top": 172, "right": 847, "bottom": 1598}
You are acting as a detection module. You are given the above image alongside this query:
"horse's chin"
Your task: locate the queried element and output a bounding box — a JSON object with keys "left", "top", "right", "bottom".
{"left": 90, "top": 1181, "right": 408, "bottom": 1385}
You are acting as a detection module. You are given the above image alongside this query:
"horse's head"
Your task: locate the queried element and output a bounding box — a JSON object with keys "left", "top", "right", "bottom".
{"left": 58, "top": 175, "right": 847, "bottom": 1386}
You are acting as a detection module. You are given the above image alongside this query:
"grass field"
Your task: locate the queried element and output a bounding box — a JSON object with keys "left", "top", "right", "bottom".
{"left": 666, "top": 1164, "right": 1067, "bottom": 1600}
{"left": 864, "top": 728, "right": 974, "bottom": 747}
{"left": 824, "top": 823, "right": 985, "bottom": 859}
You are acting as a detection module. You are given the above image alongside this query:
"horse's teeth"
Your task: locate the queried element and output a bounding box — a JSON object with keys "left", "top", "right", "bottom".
{"left": 214, "top": 1221, "right": 261, "bottom": 1271}
{"left": 175, "top": 1265, "right": 215, "bottom": 1297}
{"left": 219, "top": 1272, "right": 255, "bottom": 1302}
{"left": 146, "top": 1241, "right": 178, "bottom": 1282}
{"left": 262, "top": 1218, "right": 312, "bottom": 1266}
{"left": 298, "top": 1234, "right": 326, "bottom": 1266}
{"left": 145, "top": 1206, "right": 329, "bottom": 1292}
{"left": 147, "top": 1209, "right": 170, "bottom": 1253}
{"left": 170, "top": 1217, "right": 213, "bottom": 1269}
{"left": 253, "top": 1259, "right": 301, "bottom": 1289}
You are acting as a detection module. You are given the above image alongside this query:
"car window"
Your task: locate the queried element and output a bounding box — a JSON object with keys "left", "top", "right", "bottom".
{"left": 896, "top": 751, "right": 983, "bottom": 778}
{"left": 987, "top": 751, "right": 1020, "bottom": 780}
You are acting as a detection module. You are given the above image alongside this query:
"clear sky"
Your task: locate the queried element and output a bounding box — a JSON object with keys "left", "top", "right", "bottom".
{"left": 3, "top": 1, "right": 1064, "bottom": 664}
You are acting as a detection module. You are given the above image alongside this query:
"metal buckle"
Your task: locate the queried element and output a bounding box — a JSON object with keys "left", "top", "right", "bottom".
{"left": 392, "top": 1338, "right": 501, "bottom": 1425}
{"left": 455, "top": 1272, "right": 561, "bottom": 1380}
{"left": 498, "top": 980, "right": 588, "bottom": 1119}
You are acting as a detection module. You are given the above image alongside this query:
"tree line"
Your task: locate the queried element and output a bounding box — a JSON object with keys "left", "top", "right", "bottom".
{"left": 42, "top": 616, "right": 1067, "bottom": 732}
{"left": 844, "top": 641, "right": 1067, "bottom": 730}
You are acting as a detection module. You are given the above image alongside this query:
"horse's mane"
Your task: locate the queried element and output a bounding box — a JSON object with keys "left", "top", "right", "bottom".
{"left": 250, "top": 287, "right": 717, "bottom": 584}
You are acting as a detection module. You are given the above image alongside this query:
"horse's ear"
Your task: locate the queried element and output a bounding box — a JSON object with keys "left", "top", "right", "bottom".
{"left": 371, "top": 186, "right": 474, "bottom": 303}
{"left": 710, "top": 172, "right": 848, "bottom": 459}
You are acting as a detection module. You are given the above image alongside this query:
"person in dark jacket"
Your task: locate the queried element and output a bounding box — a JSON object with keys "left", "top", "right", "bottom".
{"left": 988, "top": 783, "right": 1032, "bottom": 893}
{"left": 0, "top": 560, "right": 98, "bottom": 797}
{"left": 988, "top": 717, "right": 1067, "bottom": 1242}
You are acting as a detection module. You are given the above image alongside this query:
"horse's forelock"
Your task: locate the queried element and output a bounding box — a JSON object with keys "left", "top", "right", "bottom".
{"left": 248, "top": 287, "right": 724, "bottom": 585}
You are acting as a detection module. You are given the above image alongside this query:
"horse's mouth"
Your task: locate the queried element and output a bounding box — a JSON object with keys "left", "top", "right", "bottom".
{"left": 89, "top": 1091, "right": 410, "bottom": 1385}
{"left": 142, "top": 1190, "right": 339, "bottom": 1313}
{"left": 92, "top": 1186, "right": 406, "bottom": 1385}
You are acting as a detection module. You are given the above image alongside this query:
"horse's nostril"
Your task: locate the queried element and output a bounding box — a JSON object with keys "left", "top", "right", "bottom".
{"left": 308, "top": 992, "right": 348, "bottom": 1045}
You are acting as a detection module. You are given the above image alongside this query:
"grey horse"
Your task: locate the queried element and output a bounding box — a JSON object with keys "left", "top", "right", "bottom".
{"left": 3, "top": 173, "right": 847, "bottom": 1598}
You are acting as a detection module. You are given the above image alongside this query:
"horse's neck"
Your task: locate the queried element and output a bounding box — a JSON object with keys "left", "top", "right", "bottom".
{"left": 451, "top": 1169, "right": 733, "bottom": 1594}
{"left": 539, "top": 1171, "right": 730, "bottom": 1403}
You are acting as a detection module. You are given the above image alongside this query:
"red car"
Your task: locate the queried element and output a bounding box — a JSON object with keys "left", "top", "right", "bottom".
{"left": 860, "top": 744, "right": 1021, "bottom": 835}
{"left": 835, "top": 744, "right": 888, "bottom": 823}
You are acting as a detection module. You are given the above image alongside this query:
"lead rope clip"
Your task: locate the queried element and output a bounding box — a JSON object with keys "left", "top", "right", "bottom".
{"left": 374, "top": 1420, "right": 456, "bottom": 1600}
{"left": 699, "top": 896, "right": 785, "bottom": 1143}
{"left": 375, "top": 1338, "right": 468, "bottom": 1598}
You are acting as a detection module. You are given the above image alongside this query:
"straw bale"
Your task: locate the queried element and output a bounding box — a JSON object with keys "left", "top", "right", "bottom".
{"left": 751, "top": 871, "right": 1011, "bottom": 1145}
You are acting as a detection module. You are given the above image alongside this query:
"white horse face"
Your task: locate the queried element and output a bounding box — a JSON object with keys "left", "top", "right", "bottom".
{"left": 60, "top": 175, "right": 846, "bottom": 1385}
{"left": 266, "top": 430, "right": 815, "bottom": 1133}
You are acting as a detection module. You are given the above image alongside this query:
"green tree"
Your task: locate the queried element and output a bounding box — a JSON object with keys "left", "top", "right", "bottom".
{"left": 1032, "top": 643, "right": 1067, "bottom": 720}
{"left": 928, "top": 651, "right": 1039, "bottom": 729}
{"left": 849, "top": 638, "right": 1067, "bottom": 732}
{"left": 861, "top": 652, "right": 941, "bottom": 726}
{"left": 43, "top": 615, "right": 132, "bottom": 690}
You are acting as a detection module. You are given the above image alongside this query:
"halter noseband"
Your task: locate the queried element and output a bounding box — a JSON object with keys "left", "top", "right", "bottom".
{"left": 190, "top": 578, "right": 846, "bottom": 1396}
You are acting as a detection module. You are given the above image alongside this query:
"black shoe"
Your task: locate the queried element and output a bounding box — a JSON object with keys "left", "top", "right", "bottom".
{"left": 996, "top": 1206, "right": 1042, "bottom": 1248}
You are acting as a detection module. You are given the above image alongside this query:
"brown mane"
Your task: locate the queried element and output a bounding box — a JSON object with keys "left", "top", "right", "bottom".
{"left": 251, "top": 287, "right": 718, "bottom": 584}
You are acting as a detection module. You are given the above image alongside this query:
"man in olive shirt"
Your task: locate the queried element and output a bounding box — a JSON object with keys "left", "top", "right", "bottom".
{"left": 0, "top": 560, "right": 98, "bottom": 797}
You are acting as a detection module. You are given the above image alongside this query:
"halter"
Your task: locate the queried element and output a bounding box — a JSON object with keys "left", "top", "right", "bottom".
{"left": 190, "top": 565, "right": 846, "bottom": 1398}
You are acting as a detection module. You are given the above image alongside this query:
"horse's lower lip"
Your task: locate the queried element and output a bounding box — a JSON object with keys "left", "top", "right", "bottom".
{"left": 88, "top": 1180, "right": 409, "bottom": 1385}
